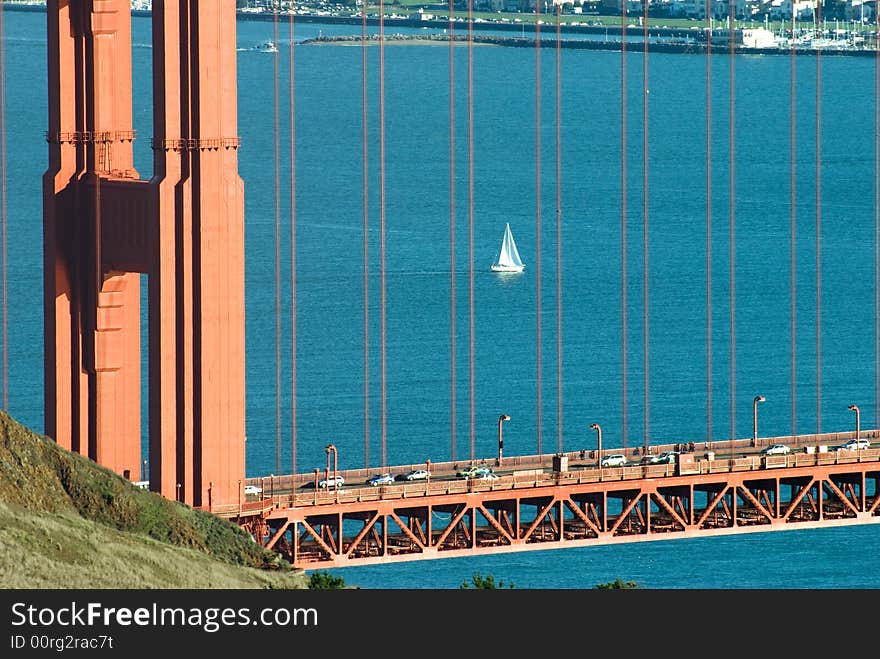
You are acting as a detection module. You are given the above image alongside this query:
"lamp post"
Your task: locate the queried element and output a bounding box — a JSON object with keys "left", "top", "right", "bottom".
{"left": 752, "top": 395, "right": 766, "bottom": 446}
{"left": 498, "top": 414, "right": 510, "bottom": 466}
{"left": 426, "top": 459, "right": 431, "bottom": 487}
{"left": 590, "top": 423, "right": 602, "bottom": 475}
{"left": 325, "top": 444, "right": 338, "bottom": 488}
{"left": 848, "top": 404, "right": 861, "bottom": 459}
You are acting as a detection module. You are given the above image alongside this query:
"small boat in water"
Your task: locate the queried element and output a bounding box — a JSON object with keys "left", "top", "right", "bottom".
{"left": 257, "top": 40, "right": 278, "bottom": 53}
{"left": 491, "top": 223, "right": 525, "bottom": 273}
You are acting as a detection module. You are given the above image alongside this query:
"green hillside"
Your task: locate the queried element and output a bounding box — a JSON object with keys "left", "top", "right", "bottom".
{"left": 0, "top": 411, "right": 306, "bottom": 588}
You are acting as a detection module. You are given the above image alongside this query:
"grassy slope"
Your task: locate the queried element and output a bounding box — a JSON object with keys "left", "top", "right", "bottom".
{"left": 0, "top": 411, "right": 306, "bottom": 589}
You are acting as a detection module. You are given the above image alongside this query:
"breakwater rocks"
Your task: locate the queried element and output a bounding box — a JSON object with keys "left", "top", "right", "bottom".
{"left": 302, "top": 32, "right": 878, "bottom": 57}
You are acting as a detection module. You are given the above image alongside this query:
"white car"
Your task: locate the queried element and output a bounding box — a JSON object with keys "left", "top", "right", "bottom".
{"left": 244, "top": 484, "right": 262, "bottom": 495}
{"left": 836, "top": 438, "right": 870, "bottom": 451}
{"left": 317, "top": 475, "right": 345, "bottom": 489}
{"left": 401, "top": 469, "right": 429, "bottom": 482}
{"left": 600, "top": 454, "right": 627, "bottom": 468}
{"left": 761, "top": 444, "right": 791, "bottom": 456}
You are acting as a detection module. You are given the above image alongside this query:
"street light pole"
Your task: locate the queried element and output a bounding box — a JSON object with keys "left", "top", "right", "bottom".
{"left": 325, "top": 443, "right": 338, "bottom": 487}
{"left": 498, "top": 414, "right": 510, "bottom": 466}
{"left": 590, "top": 423, "right": 602, "bottom": 475}
{"left": 848, "top": 404, "right": 860, "bottom": 440}
{"left": 752, "top": 395, "right": 766, "bottom": 446}
{"left": 848, "top": 404, "right": 861, "bottom": 459}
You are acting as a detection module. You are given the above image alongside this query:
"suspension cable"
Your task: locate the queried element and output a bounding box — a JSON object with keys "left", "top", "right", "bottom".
{"left": 449, "top": 0, "right": 457, "bottom": 462}
{"left": 379, "top": 0, "right": 387, "bottom": 469}
{"left": 288, "top": 12, "right": 297, "bottom": 479}
{"left": 621, "top": 6, "right": 628, "bottom": 451}
{"left": 535, "top": 0, "right": 543, "bottom": 456}
{"left": 468, "top": 0, "right": 475, "bottom": 462}
{"left": 790, "top": 15, "right": 798, "bottom": 440}
{"left": 706, "top": 3, "right": 713, "bottom": 446}
{"left": 362, "top": 0, "right": 370, "bottom": 469}
{"left": 729, "top": 8, "right": 736, "bottom": 452}
{"left": 273, "top": 7, "right": 281, "bottom": 475}
{"left": 875, "top": 16, "right": 880, "bottom": 430}
{"left": 555, "top": 5, "right": 563, "bottom": 453}
{"left": 0, "top": 0, "right": 7, "bottom": 411}
{"left": 815, "top": 3, "right": 823, "bottom": 434}
{"left": 642, "top": 0, "right": 650, "bottom": 453}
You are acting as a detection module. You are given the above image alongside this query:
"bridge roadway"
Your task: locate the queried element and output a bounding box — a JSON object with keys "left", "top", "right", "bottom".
{"left": 204, "top": 429, "right": 880, "bottom": 569}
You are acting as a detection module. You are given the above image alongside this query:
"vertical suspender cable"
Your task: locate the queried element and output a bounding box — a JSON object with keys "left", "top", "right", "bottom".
{"left": 468, "top": 0, "right": 475, "bottom": 462}
{"left": 555, "top": 6, "right": 563, "bottom": 453}
{"left": 816, "top": 5, "right": 822, "bottom": 434}
{"left": 289, "top": 14, "right": 297, "bottom": 479}
{"left": 642, "top": 0, "right": 649, "bottom": 453}
{"left": 273, "top": 8, "right": 281, "bottom": 475}
{"left": 621, "top": 5, "right": 628, "bottom": 451}
{"left": 875, "top": 19, "right": 879, "bottom": 430}
{"left": 362, "top": 0, "right": 370, "bottom": 469}
{"left": 706, "top": 5, "right": 713, "bottom": 445}
{"left": 729, "top": 9, "right": 736, "bottom": 451}
{"left": 535, "top": 0, "right": 543, "bottom": 456}
{"left": 379, "top": 0, "right": 388, "bottom": 469}
{"left": 0, "top": 0, "right": 6, "bottom": 410}
{"left": 449, "top": 2, "right": 457, "bottom": 462}
{"left": 790, "top": 19, "right": 797, "bottom": 440}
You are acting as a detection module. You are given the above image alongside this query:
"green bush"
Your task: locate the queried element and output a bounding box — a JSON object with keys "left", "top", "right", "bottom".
{"left": 308, "top": 570, "right": 346, "bottom": 589}
{"left": 460, "top": 573, "right": 515, "bottom": 589}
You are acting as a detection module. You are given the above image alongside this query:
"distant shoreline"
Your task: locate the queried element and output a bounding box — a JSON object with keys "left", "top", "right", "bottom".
{"left": 302, "top": 32, "right": 878, "bottom": 58}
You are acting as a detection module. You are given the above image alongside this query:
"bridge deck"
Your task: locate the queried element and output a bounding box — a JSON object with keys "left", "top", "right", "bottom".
{"left": 206, "top": 430, "right": 880, "bottom": 569}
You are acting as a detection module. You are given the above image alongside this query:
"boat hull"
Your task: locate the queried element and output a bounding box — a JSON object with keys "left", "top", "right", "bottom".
{"left": 490, "top": 264, "right": 525, "bottom": 273}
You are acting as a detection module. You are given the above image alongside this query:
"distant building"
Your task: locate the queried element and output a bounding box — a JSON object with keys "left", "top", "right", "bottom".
{"left": 707, "top": 26, "right": 778, "bottom": 46}
{"left": 845, "top": 0, "right": 876, "bottom": 21}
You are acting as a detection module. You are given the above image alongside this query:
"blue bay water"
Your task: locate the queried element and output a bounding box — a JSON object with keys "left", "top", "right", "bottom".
{"left": 4, "top": 9, "right": 880, "bottom": 587}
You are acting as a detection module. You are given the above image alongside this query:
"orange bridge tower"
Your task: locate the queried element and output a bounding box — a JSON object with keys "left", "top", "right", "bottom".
{"left": 43, "top": 0, "right": 245, "bottom": 507}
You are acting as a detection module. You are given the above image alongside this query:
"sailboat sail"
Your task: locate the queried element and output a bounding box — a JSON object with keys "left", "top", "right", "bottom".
{"left": 491, "top": 223, "right": 525, "bottom": 272}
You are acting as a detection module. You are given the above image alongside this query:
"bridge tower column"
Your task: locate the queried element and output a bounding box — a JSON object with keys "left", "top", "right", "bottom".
{"left": 43, "top": 0, "right": 141, "bottom": 480}
{"left": 149, "top": 0, "right": 245, "bottom": 507}
{"left": 44, "top": 0, "right": 245, "bottom": 507}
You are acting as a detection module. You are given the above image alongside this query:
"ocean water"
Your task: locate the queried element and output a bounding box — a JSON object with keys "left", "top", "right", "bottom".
{"left": 4, "top": 9, "right": 880, "bottom": 588}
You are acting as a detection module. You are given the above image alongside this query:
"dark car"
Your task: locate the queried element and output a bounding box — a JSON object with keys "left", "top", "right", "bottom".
{"left": 366, "top": 473, "right": 394, "bottom": 487}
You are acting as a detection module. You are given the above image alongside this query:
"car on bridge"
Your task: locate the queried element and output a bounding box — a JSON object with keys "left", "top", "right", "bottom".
{"left": 317, "top": 475, "right": 345, "bottom": 489}
{"left": 366, "top": 473, "right": 395, "bottom": 487}
{"left": 457, "top": 465, "right": 493, "bottom": 478}
{"left": 600, "top": 454, "right": 627, "bottom": 468}
{"left": 835, "top": 438, "right": 870, "bottom": 451}
{"left": 244, "top": 484, "right": 263, "bottom": 496}
{"left": 399, "top": 469, "right": 429, "bottom": 482}
{"left": 761, "top": 444, "right": 791, "bottom": 456}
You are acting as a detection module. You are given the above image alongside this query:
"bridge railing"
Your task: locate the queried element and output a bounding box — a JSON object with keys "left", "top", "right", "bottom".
{"left": 242, "top": 445, "right": 880, "bottom": 510}
{"left": 242, "top": 428, "right": 879, "bottom": 495}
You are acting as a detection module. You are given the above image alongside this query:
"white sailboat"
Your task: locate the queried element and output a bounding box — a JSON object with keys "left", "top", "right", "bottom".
{"left": 491, "top": 223, "right": 525, "bottom": 273}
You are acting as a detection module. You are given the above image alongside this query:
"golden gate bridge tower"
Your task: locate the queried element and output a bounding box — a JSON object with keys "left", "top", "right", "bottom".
{"left": 42, "top": 0, "right": 245, "bottom": 507}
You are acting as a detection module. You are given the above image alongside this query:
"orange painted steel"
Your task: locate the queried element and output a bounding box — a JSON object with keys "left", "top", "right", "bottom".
{"left": 43, "top": 0, "right": 245, "bottom": 506}
{"left": 217, "top": 431, "right": 880, "bottom": 569}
